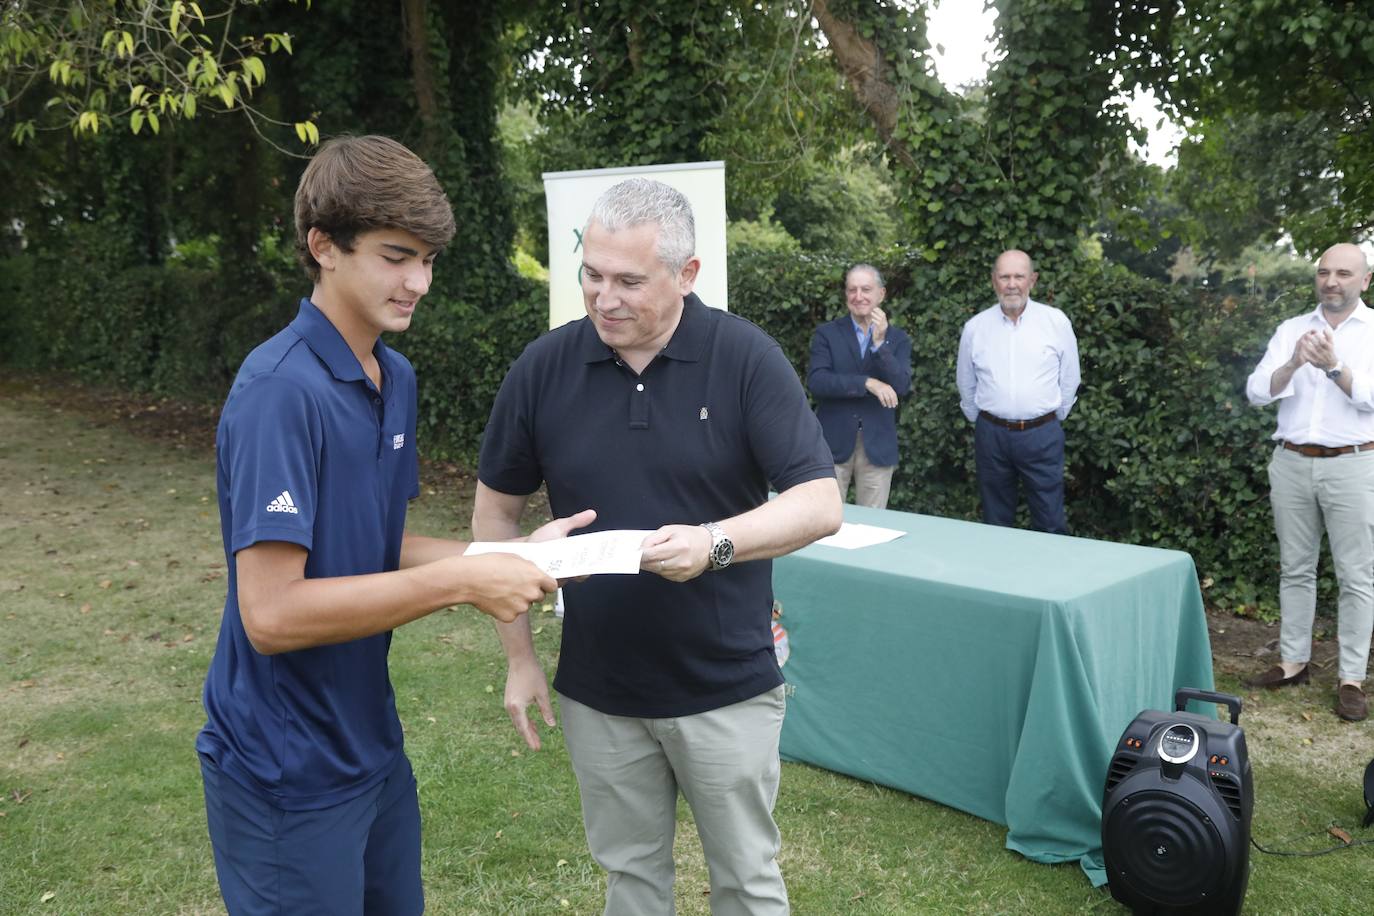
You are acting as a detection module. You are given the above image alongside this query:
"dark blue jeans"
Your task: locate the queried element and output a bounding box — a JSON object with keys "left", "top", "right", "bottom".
{"left": 974, "top": 415, "right": 1068, "bottom": 535}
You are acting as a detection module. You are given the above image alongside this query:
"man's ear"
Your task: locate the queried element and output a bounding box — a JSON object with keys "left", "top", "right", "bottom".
{"left": 677, "top": 256, "right": 701, "bottom": 296}
{"left": 308, "top": 227, "right": 338, "bottom": 272}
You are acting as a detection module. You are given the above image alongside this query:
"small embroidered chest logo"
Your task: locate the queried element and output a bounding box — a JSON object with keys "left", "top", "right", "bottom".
{"left": 393, "top": 433, "right": 405, "bottom": 450}
{"left": 699, "top": 407, "right": 709, "bottom": 420}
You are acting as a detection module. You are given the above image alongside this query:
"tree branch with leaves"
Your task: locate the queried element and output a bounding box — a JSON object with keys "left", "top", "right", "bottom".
{"left": 1, "top": 0, "right": 316, "bottom": 153}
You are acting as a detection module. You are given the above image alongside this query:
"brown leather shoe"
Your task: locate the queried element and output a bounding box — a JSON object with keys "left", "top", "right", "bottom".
{"left": 1337, "top": 684, "right": 1368, "bottom": 722}
{"left": 1245, "top": 663, "right": 1310, "bottom": 688}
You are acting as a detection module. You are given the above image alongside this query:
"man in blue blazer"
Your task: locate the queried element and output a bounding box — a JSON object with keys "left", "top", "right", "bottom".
{"left": 808, "top": 264, "right": 913, "bottom": 508}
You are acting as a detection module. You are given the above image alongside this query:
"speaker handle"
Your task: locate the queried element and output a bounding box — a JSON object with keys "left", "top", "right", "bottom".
{"left": 1175, "top": 688, "right": 1242, "bottom": 724}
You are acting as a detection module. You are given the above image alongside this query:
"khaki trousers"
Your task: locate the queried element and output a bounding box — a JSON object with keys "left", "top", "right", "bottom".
{"left": 1268, "top": 445, "right": 1374, "bottom": 682}
{"left": 559, "top": 688, "right": 789, "bottom": 916}
{"left": 834, "top": 429, "right": 895, "bottom": 509}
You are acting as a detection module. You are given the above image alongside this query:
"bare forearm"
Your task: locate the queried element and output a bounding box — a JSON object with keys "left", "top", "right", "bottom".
{"left": 244, "top": 558, "right": 494, "bottom": 654}
{"left": 399, "top": 533, "right": 467, "bottom": 568}
{"left": 1270, "top": 361, "right": 1301, "bottom": 396}
{"left": 725, "top": 477, "right": 842, "bottom": 563}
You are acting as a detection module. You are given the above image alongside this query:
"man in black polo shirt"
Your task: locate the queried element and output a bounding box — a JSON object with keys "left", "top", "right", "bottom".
{"left": 474, "top": 178, "right": 842, "bottom": 915}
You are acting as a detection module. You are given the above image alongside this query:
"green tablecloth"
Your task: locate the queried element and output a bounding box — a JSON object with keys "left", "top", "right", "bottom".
{"left": 773, "top": 505, "right": 1214, "bottom": 886}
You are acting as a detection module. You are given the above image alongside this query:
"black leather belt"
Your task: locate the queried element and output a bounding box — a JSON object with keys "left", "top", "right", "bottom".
{"left": 979, "top": 410, "right": 1056, "bottom": 431}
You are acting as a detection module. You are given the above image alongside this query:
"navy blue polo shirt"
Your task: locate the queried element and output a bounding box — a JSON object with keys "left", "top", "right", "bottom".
{"left": 197, "top": 298, "right": 419, "bottom": 811}
{"left": 479, "top": 294, "right": 834, "bottom": 718}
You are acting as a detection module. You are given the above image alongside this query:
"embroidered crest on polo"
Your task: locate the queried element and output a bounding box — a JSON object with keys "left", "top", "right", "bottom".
{"left": 699, "top": 407, "right": 709, "bottom": 420}
{"left": 393, "top": 433, "right": 405, "bottom": 450}
{"left": 265, "top": 490, "right": 299, "bottom": 514}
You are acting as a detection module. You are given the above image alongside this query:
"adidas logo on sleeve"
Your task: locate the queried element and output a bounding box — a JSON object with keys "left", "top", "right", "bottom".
{"left": 265, "top": 491, "right": 299, "bottom": 514}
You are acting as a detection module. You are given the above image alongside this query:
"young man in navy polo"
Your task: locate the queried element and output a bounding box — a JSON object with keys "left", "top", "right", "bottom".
{"left": 197, "top": 135, "right": 592, "bottom": 915}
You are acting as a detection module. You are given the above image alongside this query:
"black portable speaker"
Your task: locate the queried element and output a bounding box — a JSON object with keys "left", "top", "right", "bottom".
{"left": 1102, "top": 688, "right": 1253, "bottom": 915}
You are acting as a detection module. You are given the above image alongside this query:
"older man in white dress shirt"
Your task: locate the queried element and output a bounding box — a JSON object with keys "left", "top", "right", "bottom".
{"left": 957, "top": 249, "right": 1080, "bottom": 534}
{"left": 1245, "top": 242, "right": 1374, "bottom": 722}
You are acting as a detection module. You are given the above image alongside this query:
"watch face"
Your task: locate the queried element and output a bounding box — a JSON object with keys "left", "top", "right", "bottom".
{"left": 714, "top": 540, "right": 734, "bottom": 568}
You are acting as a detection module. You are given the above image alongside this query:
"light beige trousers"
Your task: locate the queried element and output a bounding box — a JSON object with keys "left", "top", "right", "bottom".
{"left": 1268, "top": 445, "right": 1374, "bottom": 682}
{"left": 559, "top": 687, "right": 789, "bottom": 916}
{"left": 834, "top": 429, "right": 895, "bottom": 509}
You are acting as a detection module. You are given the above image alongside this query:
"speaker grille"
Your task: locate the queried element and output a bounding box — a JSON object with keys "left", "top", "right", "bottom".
{"left": 1104, "top": 753, "right": 1135, "bottom": 795}
{"left": 1104, "top": 790, "right": 1226, "bottom": 906}
{"left": 1211, "top": 773, "right": 1243, "bottom": 821}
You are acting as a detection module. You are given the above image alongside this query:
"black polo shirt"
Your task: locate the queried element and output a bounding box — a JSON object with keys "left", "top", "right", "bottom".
{"left": 479, "top": 294, "right": 835, "bottom": 717}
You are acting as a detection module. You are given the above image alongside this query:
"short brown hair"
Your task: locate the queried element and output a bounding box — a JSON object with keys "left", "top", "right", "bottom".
{"left": 294, "top": 135, "right": 456, "bottom": 282}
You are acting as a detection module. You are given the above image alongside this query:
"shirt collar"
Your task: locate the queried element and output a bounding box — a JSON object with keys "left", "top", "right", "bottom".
{"left": 1308, "top": 301, "right": 1373, "bottom": 328}
{"left": 577, "top": 292, "right": 713, "bottom": 365}
{"left": 997, "top": 298, "right": 1041, "bottom": 325}
{"left": 850, "top": 316, "right": 873, "bottom": 339}
{"left": 289, "top": 297, "right": 384, "bottom": 385}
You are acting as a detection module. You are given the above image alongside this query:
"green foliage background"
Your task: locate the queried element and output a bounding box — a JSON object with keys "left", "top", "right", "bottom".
{"left": 1, "top": 230, "right": 1314, "bottom": 615}
{"left": 4, "top": 0, "right": 1364, "bottom": 618}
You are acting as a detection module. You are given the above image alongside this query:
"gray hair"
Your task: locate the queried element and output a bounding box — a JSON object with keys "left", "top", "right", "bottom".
{"left": 585, "top": 178, "right": 696, "bottom": 273}
{"left": 846, "top": 263, "right": 884, "bottom": 288}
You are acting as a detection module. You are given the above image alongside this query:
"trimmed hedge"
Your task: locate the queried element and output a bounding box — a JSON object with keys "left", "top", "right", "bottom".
{"left": 0, "top": 241, "right": 1322, "bottom": 614}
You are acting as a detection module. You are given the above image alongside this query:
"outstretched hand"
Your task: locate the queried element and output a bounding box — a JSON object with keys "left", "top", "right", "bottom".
{"left": 528, "top": 508, "right": 597, "bottom": 543}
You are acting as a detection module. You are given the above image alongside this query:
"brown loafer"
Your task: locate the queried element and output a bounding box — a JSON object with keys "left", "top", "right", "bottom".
{"left": 1337, "top": 684, "right": 1368, "bottom": 722}
{"left": 1245, "top": 663, "right": 1310, "bottom": 688}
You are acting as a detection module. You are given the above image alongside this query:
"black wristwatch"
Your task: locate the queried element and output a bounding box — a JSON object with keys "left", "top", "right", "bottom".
{"left": 1326, "top": 361, "right": 1344, "bottom": 380}
{"left": 701, "top": 521, "right": 734, "bottom": 571}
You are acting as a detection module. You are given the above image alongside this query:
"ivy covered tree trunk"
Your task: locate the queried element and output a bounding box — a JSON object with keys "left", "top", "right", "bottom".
{"left": 814, "top": 0, "right": 1132, "bottom": 272}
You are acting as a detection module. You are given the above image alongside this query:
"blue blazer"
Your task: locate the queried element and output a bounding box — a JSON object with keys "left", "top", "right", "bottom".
{"left": 807, "top": 315, "right": 913, "bottom": 467}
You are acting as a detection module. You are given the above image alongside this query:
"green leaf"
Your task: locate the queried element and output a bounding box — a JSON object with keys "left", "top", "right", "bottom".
{"left": 131, "top": 110, "right": 145, "bottom": 135}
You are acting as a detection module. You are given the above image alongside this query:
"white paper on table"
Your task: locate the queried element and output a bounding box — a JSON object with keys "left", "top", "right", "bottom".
{"left": 812, "top": 522, "right": 906, "bottom": 550}
{"left": 465, "top": 529, "right": 652, "bottom": 577}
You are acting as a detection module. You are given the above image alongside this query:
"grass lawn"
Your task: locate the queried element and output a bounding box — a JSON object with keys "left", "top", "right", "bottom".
{"left": 2, "top": 373, "right": 1373, "bottom": 914}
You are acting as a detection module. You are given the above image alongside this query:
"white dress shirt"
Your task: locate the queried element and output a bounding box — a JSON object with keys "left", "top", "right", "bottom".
{"left": 1245, "top": 302, "right": 1374, "bottom": 445}
{"left": 957, "top": 299, "right": 1080, "bottom": 423}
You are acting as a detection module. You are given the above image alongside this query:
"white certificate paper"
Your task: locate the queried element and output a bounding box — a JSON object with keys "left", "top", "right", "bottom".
{"left": 465, "top": 529, "right": 651, "bottom": 577}
{"left": 812, "top": 522, "right": 906, "bottom": 550}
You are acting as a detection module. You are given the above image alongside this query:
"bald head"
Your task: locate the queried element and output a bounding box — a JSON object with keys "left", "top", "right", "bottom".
{"left": 1316, "top": 243, "right": 1372, "bottom": 314}
{"left": 991, "top": 249, "right": 1038, "bottom": 314}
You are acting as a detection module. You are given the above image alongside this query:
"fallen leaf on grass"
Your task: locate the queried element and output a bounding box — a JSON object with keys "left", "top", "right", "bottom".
{"left": 1302, "top": 712, "right": 1313, "bottom": 721}
{"left": 484, "top": 685, "right": 495, "bottom": 694}
{"left": 11, "top": 789, "right": 31, "bottom": 803}
{"left": 1302, "top": 737, "right": 1313, "bottom": 746}
{"left": 18, "top": 738, "right": 29, "bottom": 748}
{"left": 40, "top": 891, "right": 56, "bottom": 903}
{"left": 495, "top": 829, "right": 503, "bottom": 839}
{"left": 98, "top": 580, "right": 112, "bottom": 589}
{"left": 201, "top": 571, "right": 222, "bottom": 582}
{"left": 532, "top": 627, "right": 544, "bottom": 635}
{"left": 1330, "top": 826, "right": 1353, "bottom": 845}
{"left": 182, "top": 633, "right": 194, "bottom": 642}
{"left": 79, "top": 603, "right": 92, "bottom": 614}
{"left": 19, "top": 680, "right": 36, "bottom": 688}
{"left": 55, "top": 753, "right": 64, "bottom": 761}
{"left": 556, "top": 859, "right": 569, "bottom": 868}
{"left": 510, "top": 749, "right": 522, "bottom": 758}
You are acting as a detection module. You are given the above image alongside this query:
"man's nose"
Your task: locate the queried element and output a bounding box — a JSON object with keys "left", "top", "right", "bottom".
{"left": 405, "top": 264, "right": 431, "bottom": 295}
